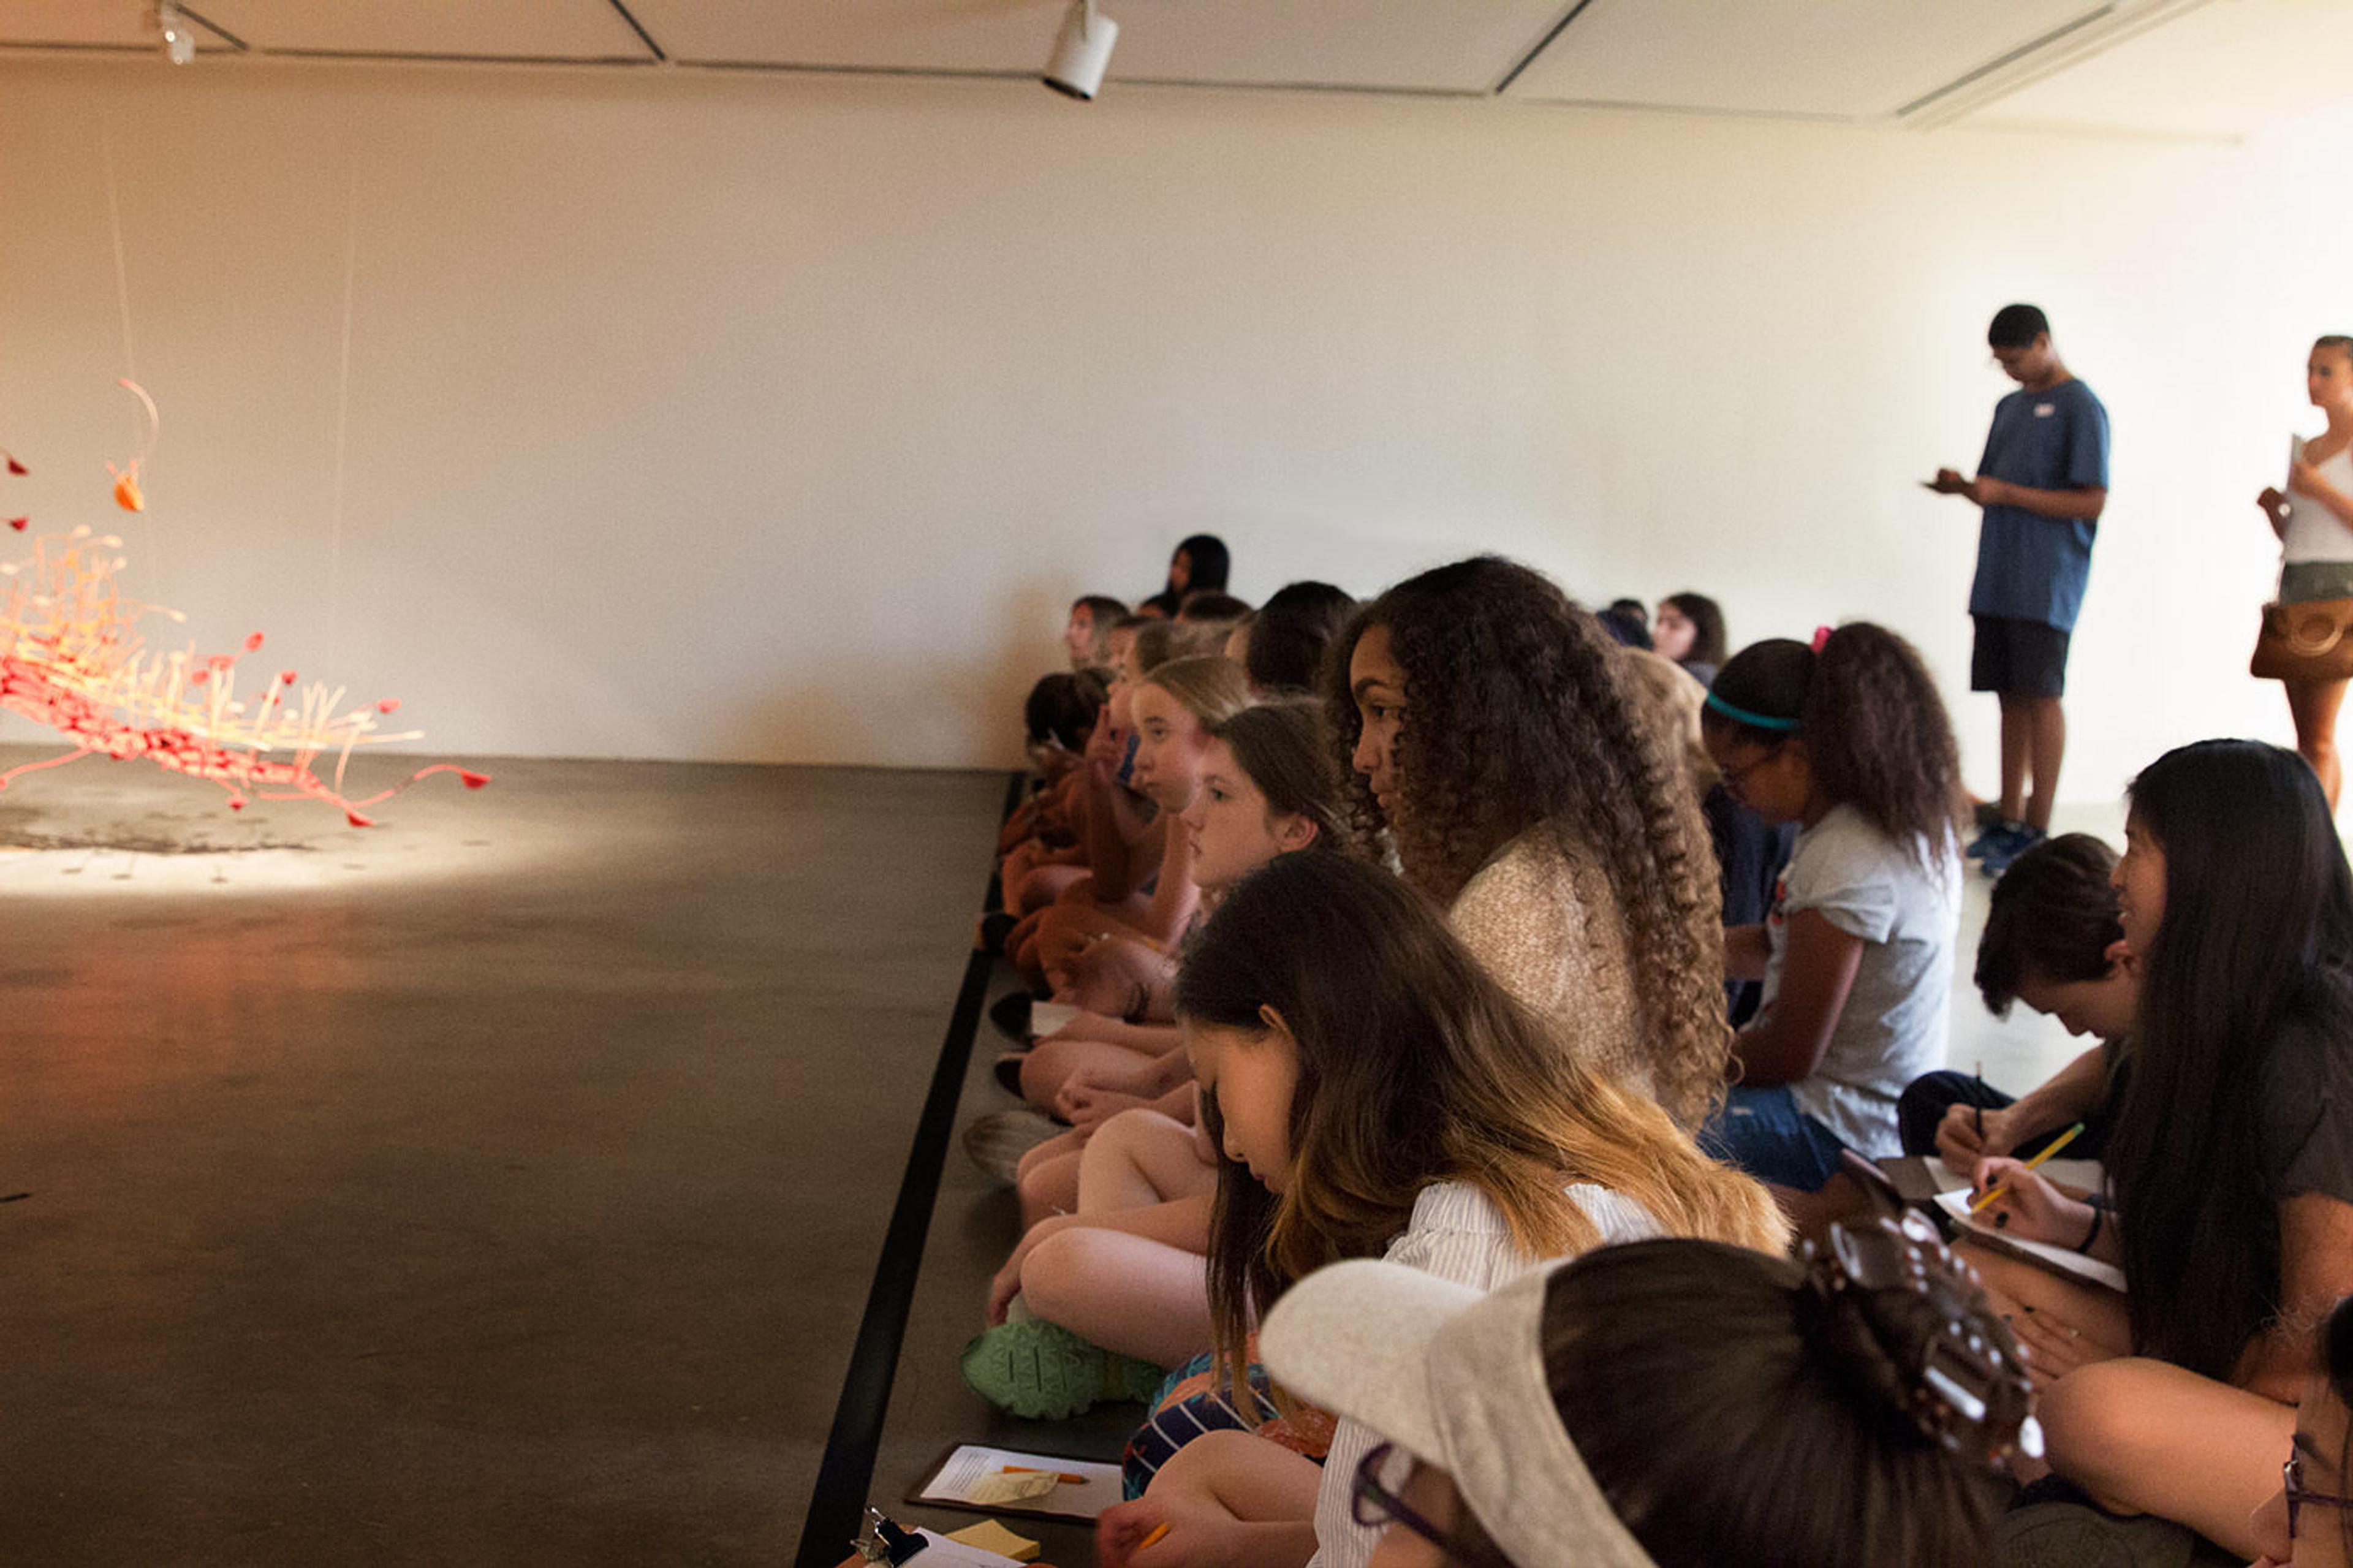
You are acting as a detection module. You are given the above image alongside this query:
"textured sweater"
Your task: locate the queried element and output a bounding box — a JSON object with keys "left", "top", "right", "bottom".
{"left": 1449, "top": 828, "right": 1654, "bottom": 1104}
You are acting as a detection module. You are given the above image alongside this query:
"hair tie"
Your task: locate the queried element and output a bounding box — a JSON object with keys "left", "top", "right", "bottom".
{"left": 1811, "top": 624, "right": 1835, "bottom": 654}
{"left": 1703, "top": 691, "right": 1800, "bottom": 733}
{"left": 1801, "top": 1213, "right": 2042, "bottom": 1468}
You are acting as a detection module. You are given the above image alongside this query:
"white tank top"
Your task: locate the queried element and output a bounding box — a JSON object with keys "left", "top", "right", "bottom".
{"left": 2283, "top": 439, "right": 2353, "bottom": 564}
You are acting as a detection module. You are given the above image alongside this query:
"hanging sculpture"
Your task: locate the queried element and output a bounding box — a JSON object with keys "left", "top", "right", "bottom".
{"left": 0, "top": 412, "right": 485, "bottom": 826}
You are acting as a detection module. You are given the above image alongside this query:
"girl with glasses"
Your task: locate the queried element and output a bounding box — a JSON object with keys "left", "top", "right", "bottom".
{"left": 2251, "top": 1293, "right": 2353, "bottom": 1567}
{"left": 1693, "top": 624, "right": 1965, "bottom": 1208}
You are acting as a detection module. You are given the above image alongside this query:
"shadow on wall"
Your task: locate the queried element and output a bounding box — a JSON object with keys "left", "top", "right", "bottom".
{"left": 721, "top": 578, "right": 1069, "bottom": 769}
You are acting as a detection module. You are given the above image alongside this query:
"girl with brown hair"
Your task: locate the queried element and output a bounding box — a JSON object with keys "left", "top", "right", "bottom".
{"left": 1696, "top": 624, "right": 1965, "bottom": 1194}
{"left": 1324, "top": 556, "right": 1730, "bottom": 1129}
{"left": 1093, "top": 852, "right": 1786, "bottom": 1568}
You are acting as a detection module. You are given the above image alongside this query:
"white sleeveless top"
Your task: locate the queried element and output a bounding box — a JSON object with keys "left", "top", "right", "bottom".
{"left": 2283, "top": 441, "right": 2353, "bottom": 564}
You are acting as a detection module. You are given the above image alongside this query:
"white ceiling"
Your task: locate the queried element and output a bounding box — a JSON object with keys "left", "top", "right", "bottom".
{"left": 0, "top": 0, "right": 2345, "bottom": 139}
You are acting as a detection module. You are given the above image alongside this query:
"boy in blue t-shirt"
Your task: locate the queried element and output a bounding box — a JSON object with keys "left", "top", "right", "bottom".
{"left": 1927, "top": 303, "right": 2110, "bottom": 876}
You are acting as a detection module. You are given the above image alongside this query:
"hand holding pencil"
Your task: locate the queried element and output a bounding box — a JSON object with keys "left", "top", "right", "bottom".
{"left": 1968, "top": 1124, "right": 2098, "bottom": 1248}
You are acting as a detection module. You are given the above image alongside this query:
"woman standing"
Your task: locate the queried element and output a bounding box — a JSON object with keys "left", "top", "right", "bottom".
{"left": 2256, "top": 336, "right": 2353, "bottom": 808}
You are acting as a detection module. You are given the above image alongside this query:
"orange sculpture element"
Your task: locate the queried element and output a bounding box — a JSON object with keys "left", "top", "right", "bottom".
{"left": 0, "top": 526, "right": 487, "bottom": 825}
{"left": 108, "top": 378, "right": 159, "bottom": 512}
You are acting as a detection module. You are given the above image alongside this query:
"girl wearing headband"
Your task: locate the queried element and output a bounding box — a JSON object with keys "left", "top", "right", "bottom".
{"left": 1696, "top": 623, "right": 1965, "bottom": 1198}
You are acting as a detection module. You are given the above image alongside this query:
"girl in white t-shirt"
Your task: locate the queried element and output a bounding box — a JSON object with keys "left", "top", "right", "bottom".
{"left": 2256, "top": 333, "right": 2353, "bottom": 809}
{"left": 1093, "top": 852, "right": 1785, "bottom": 1568}
{"left": 1696, "top": 623, "right": 1965, "bottom": 1197}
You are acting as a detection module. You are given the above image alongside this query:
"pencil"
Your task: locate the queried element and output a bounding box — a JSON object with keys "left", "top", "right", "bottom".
{"left": 1139, "top": 1523, "right": 1172, "bottom": 1549}
{"left": 1969, "top": 1121, "right": 2086, "bottom": 1214}
{"left": 1002, "top": 1466, "right": 1088, "bottom": 1484}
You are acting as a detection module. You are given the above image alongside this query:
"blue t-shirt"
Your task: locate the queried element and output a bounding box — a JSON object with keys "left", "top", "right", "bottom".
{"left": 1967, "top": 377, "right": 2110, "bottom": 631}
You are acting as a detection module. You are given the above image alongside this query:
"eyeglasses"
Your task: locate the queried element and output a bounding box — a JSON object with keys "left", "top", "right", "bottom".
{"left": 1352, "top": 1442, "right": 1509, "bottom": 1566}
{"left": 2286, "top": 1451, "right": 2353, "bottom": 1540}
{"left": 1716, "top": 745, "right": 1782, "bottom": 795}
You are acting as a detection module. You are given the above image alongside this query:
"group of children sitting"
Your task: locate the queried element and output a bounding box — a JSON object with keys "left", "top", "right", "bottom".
{"left": 955, "top": 534, "right": 2353, "bottom": 1568}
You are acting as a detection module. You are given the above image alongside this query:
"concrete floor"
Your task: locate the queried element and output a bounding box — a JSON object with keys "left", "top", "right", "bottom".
{"left": 0, "top": 750, "right": 1007, "bottom": 1566}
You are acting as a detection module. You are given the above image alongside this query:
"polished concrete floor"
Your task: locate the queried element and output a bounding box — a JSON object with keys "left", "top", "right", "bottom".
{"left": 0, "top": 742, "right": 2123, "bottom": 1566}
{"left": 0, "top": 750, "right": 1007, "bottom": 1565}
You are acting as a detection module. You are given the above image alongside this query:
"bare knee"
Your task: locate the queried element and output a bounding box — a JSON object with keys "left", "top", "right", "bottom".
{"left": 1020, "top": 1041, "right": 1080, "bottom": 1107}
{"left": 1017, "top": 1227, "right": 1101, "bottom": 1327}
{"left": 2040, "top": 1360, "right": 2151, "bottom": 1491}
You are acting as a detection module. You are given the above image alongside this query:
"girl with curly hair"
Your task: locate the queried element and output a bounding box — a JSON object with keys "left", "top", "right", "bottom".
{"left": 1696, "top": 624, "right": 1965, "bottom": 1192}
{"left": 1323, "top": 556, "right": 1730, "bottom": 1130}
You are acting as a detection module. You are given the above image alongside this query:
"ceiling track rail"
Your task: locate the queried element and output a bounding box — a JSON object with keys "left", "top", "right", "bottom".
{"left": 1898, "top": 0, "right": 2219, "bottom": 131}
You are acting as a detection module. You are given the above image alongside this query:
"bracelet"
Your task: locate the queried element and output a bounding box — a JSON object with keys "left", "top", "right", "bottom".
{"left": 2075, "top": 1198, "right": 2105, "bottom": 1254}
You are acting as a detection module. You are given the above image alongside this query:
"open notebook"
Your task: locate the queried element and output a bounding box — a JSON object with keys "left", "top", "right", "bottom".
{"left": 1928, "top": 1156, "right": 2123, "bottom": 1292}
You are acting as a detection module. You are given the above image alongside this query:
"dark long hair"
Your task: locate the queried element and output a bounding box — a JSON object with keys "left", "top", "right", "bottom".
{"left": 1321, "top": 556, "right": 1730, "bottom": 1126}
{"left": 1245, "top": 581, "right": 1356, "bottom": 694}
{"left": 1662, "top": 592, "right": 1727, "bottom": 670}
{"left": 1542, "top": 1238, "right": 2019, "bottom": 1568}
{"left": 2104, "top": 740, "right": 2353, "bottom": 1378}
{"left": 1703, "top": 624, "right": 1964, "bottom": 873}
{"left": 1172, "top": 534, "right": 1230, "bottom": 594}
{"left": 1178, "top": 854, "right": 1784, "bottom": 1398}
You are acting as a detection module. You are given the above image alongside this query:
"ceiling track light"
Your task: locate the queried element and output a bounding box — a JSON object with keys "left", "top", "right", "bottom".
{"left": 154, "top": 1, "right": 197, "bottom": 65}
{"left": 1042, "top": 0, "right": 1118, "bottom": 100}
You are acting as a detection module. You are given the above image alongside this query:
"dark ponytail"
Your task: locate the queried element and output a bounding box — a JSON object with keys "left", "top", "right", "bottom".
{"left": 1703, "top": 624, "right": 1963, "bottom": 870}
{"left": 1540, "top": 1229, "right": 2026, "bottom": 1568}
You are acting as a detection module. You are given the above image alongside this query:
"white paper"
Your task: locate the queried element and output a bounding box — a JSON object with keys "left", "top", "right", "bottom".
{"left": 1924, "top": 1156, "right": 2102, "bottom": 1195}
{"left": 1934, "top": 1188, "right": 2126, "bottom": 1292}
{"left": 910, "top": 1529, "right": 1027, "bottom": 1566}
{"left": 912, "top": 1444, "right": 1126, "bottom": 1521}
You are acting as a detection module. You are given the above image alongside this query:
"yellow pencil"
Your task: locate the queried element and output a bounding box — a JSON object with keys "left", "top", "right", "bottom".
{"left": 1139, "top": 1522, "right": 1172, "bottom": 1550}
{"left": 1969, "top": 1121, "right": 2086, "bottom": 1214}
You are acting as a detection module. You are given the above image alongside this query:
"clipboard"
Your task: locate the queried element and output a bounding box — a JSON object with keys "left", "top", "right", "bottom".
{"left": 907, "top": 1442, "right": 1126, "bottom": 1523}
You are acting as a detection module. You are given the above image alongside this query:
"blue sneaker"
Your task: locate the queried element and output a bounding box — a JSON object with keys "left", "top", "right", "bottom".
{"left": 1979, "top": 823, "right": 2047, "bottom": 878}
{"left": 1964, "top": 817, "right": 2015, "bottom": 860}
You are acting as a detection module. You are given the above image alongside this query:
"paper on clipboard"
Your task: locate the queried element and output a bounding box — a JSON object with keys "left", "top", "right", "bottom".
{"left": 911, "top": 1444, "right": 1126, "bottom": 1521}
{"left": 906, "top": 1528, "right": 1028, "bottom": 1566}
{"left": 1934, "top": 1188, "right": 2126, "bottom": 1292}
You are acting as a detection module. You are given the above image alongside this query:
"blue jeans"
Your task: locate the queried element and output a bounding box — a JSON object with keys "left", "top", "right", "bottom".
{"left": 1701, "top": 1083, "right": 1850, "bottom": 1191}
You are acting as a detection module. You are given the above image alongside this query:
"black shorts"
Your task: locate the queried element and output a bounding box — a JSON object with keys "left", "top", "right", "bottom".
{"left": 1970, "top": 615, "right": 2071, "bottom": 697}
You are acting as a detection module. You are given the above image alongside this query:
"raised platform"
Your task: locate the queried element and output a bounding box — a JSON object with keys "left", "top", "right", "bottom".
{"left": 0, "top": 752, "right": 1006, "bottom": 1564}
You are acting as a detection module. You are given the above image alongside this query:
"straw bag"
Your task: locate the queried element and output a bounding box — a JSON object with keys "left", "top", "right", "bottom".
{"left": 2252, "top": 597, "right": 2353, "bottom": 683}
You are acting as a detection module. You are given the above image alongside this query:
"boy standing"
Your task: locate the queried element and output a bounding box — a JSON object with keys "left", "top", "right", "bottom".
{"left": 1929, "top": 303, "right": 2110, "bottom": 875}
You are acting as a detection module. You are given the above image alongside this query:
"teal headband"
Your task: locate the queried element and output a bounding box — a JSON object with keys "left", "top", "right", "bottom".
{"left": 1705, "top": 691, "right": 1800, "bottom": 733}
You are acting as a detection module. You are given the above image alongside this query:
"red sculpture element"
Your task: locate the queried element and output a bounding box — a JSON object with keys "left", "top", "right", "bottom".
{"left": 0, "top": 525, "right": 486, "bottom": 823}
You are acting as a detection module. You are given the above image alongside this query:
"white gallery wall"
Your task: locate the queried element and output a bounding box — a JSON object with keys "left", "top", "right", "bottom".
{"left": 0, "top": 59, "right": 2346, "bottom": 795}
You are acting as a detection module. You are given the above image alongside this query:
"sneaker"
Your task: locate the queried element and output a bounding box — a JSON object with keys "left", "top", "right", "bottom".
{"left": 963, "top": 1107, "right": 1060, "bottom": 1184}
{"left": 988, "top": 991, "right": 1037, "bottom": 1047}
{"left": 959, "top": 1317, "right": 1166, "bottom": 1420}
{"left": 1979, "top": 824, "right": 2047, "bottom": 879}
{"left": 1964, "top": 819, "right": 2014, "bottom": 860}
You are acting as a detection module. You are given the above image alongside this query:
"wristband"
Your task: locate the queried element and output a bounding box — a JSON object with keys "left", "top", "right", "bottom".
{"left": 2075, "top": 1198, "right": 2105, "bottom": 1255}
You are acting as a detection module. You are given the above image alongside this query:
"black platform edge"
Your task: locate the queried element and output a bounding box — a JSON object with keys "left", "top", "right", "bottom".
{"left": 792, "top": 769, "right": 1027, "bottom": 1567}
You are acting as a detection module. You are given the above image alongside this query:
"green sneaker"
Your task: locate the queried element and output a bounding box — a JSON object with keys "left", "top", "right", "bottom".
{"left": 959, "top": 1318, "right": 1164, "bottom": 1420}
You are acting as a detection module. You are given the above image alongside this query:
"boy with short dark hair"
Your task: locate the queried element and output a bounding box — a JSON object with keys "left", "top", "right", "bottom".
{"left": 1928, "top": 303, "right": 2111, "bottom": 876}
{"left": 1897, "top": 833, "right": 2134, "bottom": 1165}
